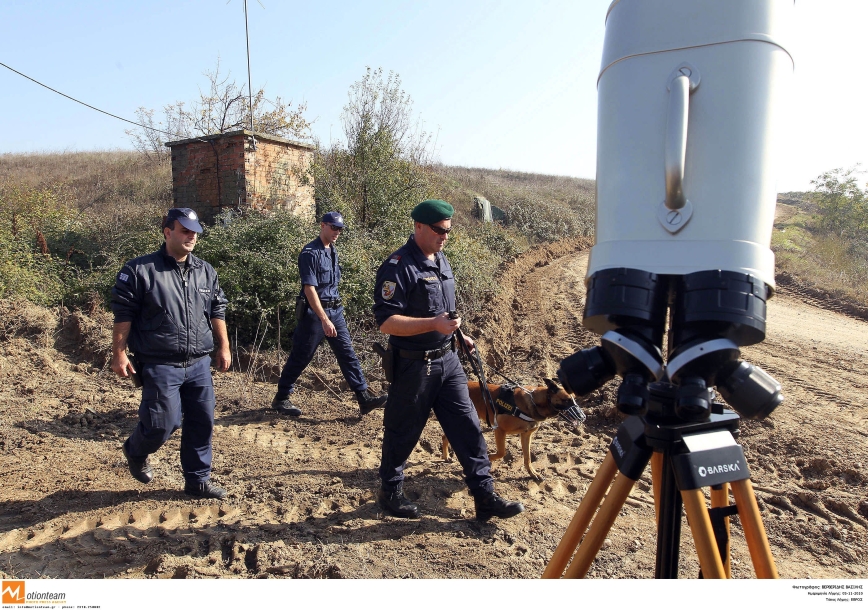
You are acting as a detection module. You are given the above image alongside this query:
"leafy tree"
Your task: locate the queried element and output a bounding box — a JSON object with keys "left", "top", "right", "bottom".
{"left": 126, "top": 60, "right": 310, "bottom": 164}
{"left": 810, "top": 166, "right": 867, "bottom": 239}
{"left": 311, "top": 68, "right": 435, "bottom": 238}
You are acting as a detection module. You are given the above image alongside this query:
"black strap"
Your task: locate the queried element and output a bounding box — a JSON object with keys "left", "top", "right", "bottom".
{"left": 698, "top": 503, "right": 739, "bottom": 578}
{"left": 454, "top": 325, "right": 498, "bottom": 429}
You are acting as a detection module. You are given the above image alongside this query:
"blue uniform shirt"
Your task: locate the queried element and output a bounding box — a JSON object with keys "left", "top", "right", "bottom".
{"left": 373, "top": 235, "right": 457, "bottom": 351}
{"left": 298, "top": 237, "right": 341, "bottom": 301}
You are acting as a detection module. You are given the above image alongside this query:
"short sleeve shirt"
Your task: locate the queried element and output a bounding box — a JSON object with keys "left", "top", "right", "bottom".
{"left": 373, "top": 235, "right": 456, "bottom": 350}
{"left": 298, "top": 237, "right": 341, "bottom": 300}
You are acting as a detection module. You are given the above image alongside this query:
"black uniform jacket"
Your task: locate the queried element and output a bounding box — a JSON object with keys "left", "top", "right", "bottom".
{"left": 111, "top": 244, "right": 228, "bottom": 364}
{"left": 373, "top": 235, "right": 457, "bottom": 351}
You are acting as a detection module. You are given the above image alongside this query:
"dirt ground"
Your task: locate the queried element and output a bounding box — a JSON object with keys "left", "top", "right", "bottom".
{"left": 1, "top": 237, "right": 866, "bottom": 580}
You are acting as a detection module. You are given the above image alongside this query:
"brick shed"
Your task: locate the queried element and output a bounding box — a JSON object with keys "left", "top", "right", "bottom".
{"left": 164, "top": 129, "right": 315, "bottom": 224}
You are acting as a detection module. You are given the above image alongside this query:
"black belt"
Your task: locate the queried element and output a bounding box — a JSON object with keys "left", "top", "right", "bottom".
{"left": 320, "top": 298, "right": 342, "bottom": 308}
{"left": 397, "top": 338, "right": 454, "bottom": 361}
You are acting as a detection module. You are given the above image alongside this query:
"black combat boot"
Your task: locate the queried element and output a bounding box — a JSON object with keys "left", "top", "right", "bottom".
{"left": 184, "top": 480, "right": 227, "bottom": 500}
{"left": 474, "top": 490, "right": 525, "bottom": 522}
{"left": 122, "top": 440, "right": 153, "bottom": 484}
{"left": 272, "top": 395, "right": 302, "bottom": 417}
{"left": 377, "top": 486, "right": 420, "bottom": 519}
{"left": 356, "top": 389, "right": 387, "bottom": 415}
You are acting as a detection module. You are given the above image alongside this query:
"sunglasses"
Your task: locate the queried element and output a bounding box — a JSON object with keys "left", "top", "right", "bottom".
{"left": 427, "top": 223, "right": 453, "bottom": 235}
{"left": 328, "top": 224, "right": 344, "bottom": 232}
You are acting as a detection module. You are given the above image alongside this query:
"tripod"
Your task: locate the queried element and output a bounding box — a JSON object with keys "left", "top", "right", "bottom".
{"left": 543, "top": 388, "right": 778, "bottom": 579}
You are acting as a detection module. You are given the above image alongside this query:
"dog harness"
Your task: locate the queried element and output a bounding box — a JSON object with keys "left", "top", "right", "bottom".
{"left": 494, "top": 384, "right": 538, "bottom": 423}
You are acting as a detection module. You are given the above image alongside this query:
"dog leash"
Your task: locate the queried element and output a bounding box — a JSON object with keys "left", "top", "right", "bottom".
{"left": 450, "top": 313, "right": 498, "bottom": 429}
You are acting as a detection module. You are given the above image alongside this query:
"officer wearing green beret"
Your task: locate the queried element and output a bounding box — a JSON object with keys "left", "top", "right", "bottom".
{"left": 371, "top": 199, "right": 525, "bottom": 521}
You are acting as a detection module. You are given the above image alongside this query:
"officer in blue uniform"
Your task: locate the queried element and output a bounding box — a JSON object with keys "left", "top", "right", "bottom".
{"left": 372, "top": 199, "right": 525, "bottom": 521}
{"left": 111, "top": 207, "right": 231, "bottom": 499}
{"left": 272, "top": 212, "right": 387, "bottom": 417}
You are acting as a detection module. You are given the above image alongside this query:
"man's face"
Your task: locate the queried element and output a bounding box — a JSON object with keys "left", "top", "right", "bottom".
{"left": 415, "top": 219, "right": 451, "bottom": 255}
{"left": 164, "top": 222, "right": 198, "bottom": 256}
{"left": 320, "top": 222, "right": 343, "bottom": 244}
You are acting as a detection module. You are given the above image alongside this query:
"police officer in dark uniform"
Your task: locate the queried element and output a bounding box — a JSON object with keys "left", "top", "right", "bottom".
{"left": 111, "top": 207, "right": 231, "bottom": 499}
{"left": 372, "top": 199, "right": 525, "bottom": 521}
{"left": 272, "top": 212, "right": 387, "bottom": 417}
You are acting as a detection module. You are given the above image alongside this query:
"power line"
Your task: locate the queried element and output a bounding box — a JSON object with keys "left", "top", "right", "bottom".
{"left": 0, "top": 60, "right": 187, "bottom": 140}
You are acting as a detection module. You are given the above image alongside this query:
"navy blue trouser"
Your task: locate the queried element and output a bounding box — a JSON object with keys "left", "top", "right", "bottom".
{"left": 379, "top": 349, "right": 493, "bottom": 496}
{"left": 276, "top": 305, "right": 367, "bottom": 397}
{"left": 125, "top": 356, "right": 215, "bottom": 484}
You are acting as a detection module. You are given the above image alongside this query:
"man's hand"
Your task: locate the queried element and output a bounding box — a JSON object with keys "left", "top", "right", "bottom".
{"left": 211, "top": 319, "right": 232, "bottom": 372}
{"left": 321, "top": 317, "right": 337, "bottom": 338}
{"left": 214, "top": 345, "right": 231, "bottom": 372}
{"left": 462, "top": 333, "right": 476, "bottom": 354}
{"left": 433, "top": 312, "right": 461, "bottom": 335}
{"left": 111, "top": 351, "right": 136, "bottom": 379}
{"left": 111, "top": 322, "right": 134, "bottom": 379}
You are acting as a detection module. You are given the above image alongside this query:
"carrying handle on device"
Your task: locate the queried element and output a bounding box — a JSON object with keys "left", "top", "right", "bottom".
{"left": 659, "top": 63, "right": 700, "bottom": 233}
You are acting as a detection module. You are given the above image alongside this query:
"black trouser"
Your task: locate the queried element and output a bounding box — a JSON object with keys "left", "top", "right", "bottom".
{"left": 379, "top": 349, "right": 493, "bottom": 496}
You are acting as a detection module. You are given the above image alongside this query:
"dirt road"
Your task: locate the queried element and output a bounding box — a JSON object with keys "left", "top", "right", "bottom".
{"left": 1, "top": 240, "right": 866, "bottom": 579}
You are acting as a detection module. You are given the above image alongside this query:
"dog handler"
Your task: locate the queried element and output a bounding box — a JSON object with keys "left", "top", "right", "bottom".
{"left": 111, "top": 208, "right": 230, "bottom": 499}
{"left": 372, "top": 199, "right": 525, "bottom": 521}
{"left": 272, "top": 212, "right": 387, "bottom": 417}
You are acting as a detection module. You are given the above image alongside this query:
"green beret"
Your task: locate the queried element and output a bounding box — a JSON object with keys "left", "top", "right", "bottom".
{"left": 411, "top": 199, "right": 454, "bottom": 224}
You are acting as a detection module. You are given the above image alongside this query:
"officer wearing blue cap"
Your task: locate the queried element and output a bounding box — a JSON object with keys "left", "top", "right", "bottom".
{"left": 272, "top": 212, "right": 387, "bottom": 417}
{"left": 111, "top": 207, "right": 231, "bottom": 499}
{"left": 372, "top": 199, "right": 525, "bottom": 521}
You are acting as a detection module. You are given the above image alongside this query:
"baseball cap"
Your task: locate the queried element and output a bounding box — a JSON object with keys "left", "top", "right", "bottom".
{"left": 164, "top": 208, "right": 203, "bottom": 233}
{"left": 321, "top": 211, "right": 345, "bottom": 228}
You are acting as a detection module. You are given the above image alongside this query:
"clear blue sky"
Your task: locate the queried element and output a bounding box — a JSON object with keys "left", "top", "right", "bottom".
{"left": 1, "top": 1, "right": 865, "bottom": 192}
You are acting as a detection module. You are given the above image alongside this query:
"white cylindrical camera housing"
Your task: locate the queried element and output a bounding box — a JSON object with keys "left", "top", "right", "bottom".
{"left": 588, "top": 0, "right": 794, "bottom": 289}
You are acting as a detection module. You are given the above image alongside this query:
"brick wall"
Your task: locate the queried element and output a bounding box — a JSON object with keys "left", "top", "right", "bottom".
{"left": 166, "top": 130, "right": 314, "bottom": 224}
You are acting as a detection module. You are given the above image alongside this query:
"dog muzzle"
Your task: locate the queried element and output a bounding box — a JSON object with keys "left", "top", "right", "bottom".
{"left": 556, "top": 398, "right": 586, "bottom": 433}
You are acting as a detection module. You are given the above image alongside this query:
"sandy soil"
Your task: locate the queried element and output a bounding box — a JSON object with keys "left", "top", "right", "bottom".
{"left": 1, "top": 239, "right": 866, "bottom": 580}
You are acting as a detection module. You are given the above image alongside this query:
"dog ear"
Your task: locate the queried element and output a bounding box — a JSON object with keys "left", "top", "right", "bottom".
{"left": 544, "top": 377, "right": 562, "bottom": 393}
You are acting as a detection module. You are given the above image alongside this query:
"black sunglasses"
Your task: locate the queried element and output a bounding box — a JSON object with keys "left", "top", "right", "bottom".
{"left": 427, "top": 223, "right": 453, "bottom": 235}
{"left": 328, "top": 224, "right": 344, "bottom": 232}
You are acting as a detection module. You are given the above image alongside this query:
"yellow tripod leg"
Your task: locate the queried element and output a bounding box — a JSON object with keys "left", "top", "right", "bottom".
{"left": 682, "top": 489, "right": 727, "bottom": 578}
{"left": 710, "top": 483, "right": 731, "bottom": 578}
{"left": 564, "top": 471, "right": 637, "bottom": 578}
{"left": 543, "top": 452, "right": 618, "bottom": 578}
{"left": 731, "top": 478, "right": 779, "bottom": 578}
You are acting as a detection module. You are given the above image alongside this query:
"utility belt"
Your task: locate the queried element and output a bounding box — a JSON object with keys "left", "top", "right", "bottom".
{"left": 373, "top": 336, "right": 455, "bottom": 383}
{"left": 396, "top": 336, "right": 455, "bottom": 361}
{"left": 294, "top": 295, "right": 342, "bottom": 322}
{"left": 319, "top": 298, "right": 342, "bottom": 309}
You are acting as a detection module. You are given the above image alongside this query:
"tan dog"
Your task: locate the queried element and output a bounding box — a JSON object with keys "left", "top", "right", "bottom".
{"left": 442, "top": 378, "right": 582, "bottom": 481}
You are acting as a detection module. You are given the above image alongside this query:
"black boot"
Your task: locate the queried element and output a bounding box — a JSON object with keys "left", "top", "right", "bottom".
{"left": 272, "top": 395, "right": 301, "bottom": 416}
{"left": 122, "top": 440, "right": 153, "bottom": 484}
{"left": 474, "top": 490, "right": 525, "bottom": 522}
{"left": 356, "top": 389, "right": 387, "bottom": 415}
{"left": 377, "top": 487, "right": 420, "bottom": 519}
{"left": 184, "top": 480, "right": 227, "bottom": 499}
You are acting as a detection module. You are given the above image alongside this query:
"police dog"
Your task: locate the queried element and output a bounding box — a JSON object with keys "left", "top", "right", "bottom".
{"left": 441, "top": 378, "right": 583, "bottom": 482}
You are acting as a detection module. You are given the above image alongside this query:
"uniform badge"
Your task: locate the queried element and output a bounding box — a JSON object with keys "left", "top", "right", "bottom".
{"left": 118, "top": 272, "right": 130, "bottom": 282}
{"left": 381, "top": 281, "right": 397, "bottom": 300}
{"left": 388, "top": 255, "right": 401, "bottom": 265}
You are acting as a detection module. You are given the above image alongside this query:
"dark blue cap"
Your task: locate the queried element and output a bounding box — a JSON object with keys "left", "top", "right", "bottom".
{"left": 164, "top": 208, "right": 203, "bottom": 233}
{"left": 321, "top": 211, "right": 344, "bottom": 228}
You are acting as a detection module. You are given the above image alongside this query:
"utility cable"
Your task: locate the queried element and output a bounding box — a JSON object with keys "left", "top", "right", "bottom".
{"left": 0, "top": 60, "right": 188, "bottom": 140}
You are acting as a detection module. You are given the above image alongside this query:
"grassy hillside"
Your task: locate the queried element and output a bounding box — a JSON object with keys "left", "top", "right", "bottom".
{"left": 1, "top": 151, "right": 865, "bottom": 342}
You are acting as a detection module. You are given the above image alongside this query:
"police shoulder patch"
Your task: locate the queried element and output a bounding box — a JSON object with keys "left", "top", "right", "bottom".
{"left": 118, "top": 272, "right": 130, "bottom": 282}
{"left": 388, "top": 255, "right": 401, "bottom": 265}
{"left": 381, "top": 281, "right": 397, "bottom": 300}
